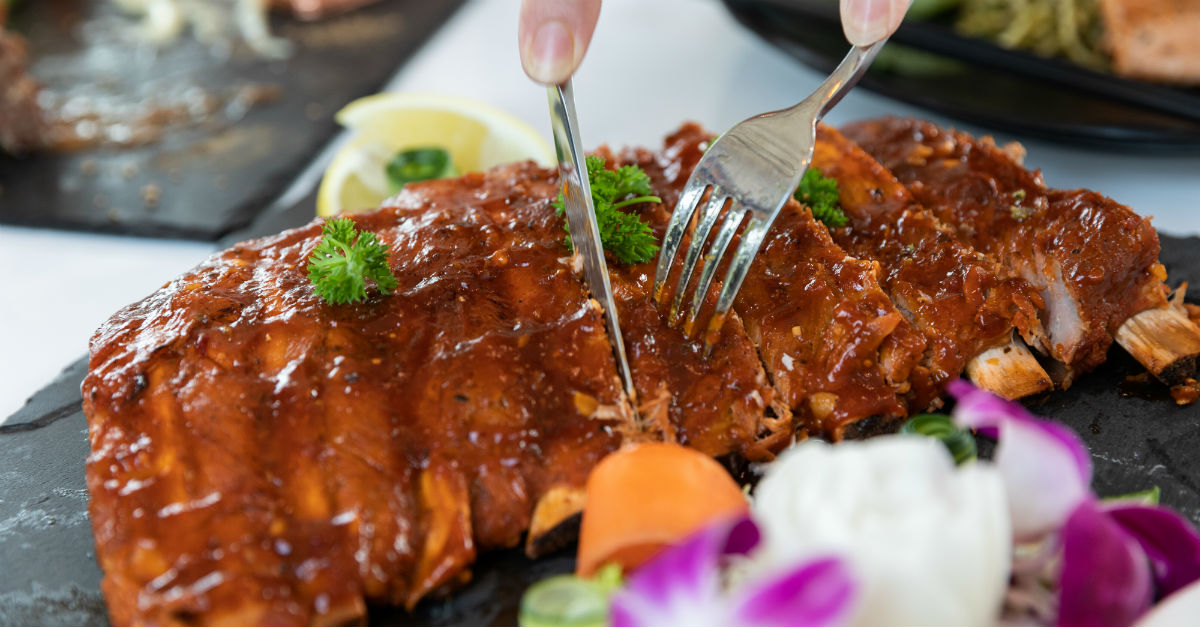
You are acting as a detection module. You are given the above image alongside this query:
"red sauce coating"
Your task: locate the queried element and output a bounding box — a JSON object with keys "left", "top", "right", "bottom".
{"left": 844, "top": 117, "right": 1166, "bottom": 376}
{"left": 813, "top": 125, "right": 1043, "bottom": 405}
{"left": 84, "top": 163, "right": 630, "bottom": 625}
{"left": 631, "top": 124, "right": 922, "bottom": 438}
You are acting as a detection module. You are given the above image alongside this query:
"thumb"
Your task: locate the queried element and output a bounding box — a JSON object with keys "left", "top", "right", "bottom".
{"left": 518, "top": 0, "right": 602, "bottom": 85}
{"left": 840, "top": 0, "right": 911, "bottom": 46}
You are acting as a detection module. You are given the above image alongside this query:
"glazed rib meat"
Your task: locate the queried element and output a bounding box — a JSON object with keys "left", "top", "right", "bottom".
{"left": 842, "top": 117, "right": 1183, "bottom": 383}
{"left": 811, "top": 125, "right": 1049, "bottom": 402}
{"left": 83, "top": 146, "right": 804, "bottom": 625}
{"left": 592, "top": 145, "right": 793, "bottom": 461}
{"left": 83, "top": 163, "right": 640, "bottom": 626}
{"left": 91, "top": 119, "right": 1180, "bottom": 625}
{"left": 630, "top": 124, "right": 926, "bottom": 439}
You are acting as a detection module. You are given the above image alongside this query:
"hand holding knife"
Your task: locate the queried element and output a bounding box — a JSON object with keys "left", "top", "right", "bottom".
{"left": 546, "top": 80, "right": 637, "bottom": 403}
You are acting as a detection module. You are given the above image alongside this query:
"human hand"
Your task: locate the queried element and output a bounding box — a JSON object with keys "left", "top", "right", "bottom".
{"left": 518, "top": 0, "right": 602, "bottom": 85}
{"left": 840, "top": 0, "right": 912, "bottom": 45}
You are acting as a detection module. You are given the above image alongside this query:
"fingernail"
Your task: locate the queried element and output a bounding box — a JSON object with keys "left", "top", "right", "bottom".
{"left": 524, "top": 20, "right": 574, "bottom": 84}
{"left": 841, "top": 0, "right": 897, "bottom": 45}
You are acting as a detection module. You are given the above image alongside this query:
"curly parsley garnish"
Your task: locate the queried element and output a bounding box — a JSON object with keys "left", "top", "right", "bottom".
{"left": 306, "top": 217, "right": 398, "bottom": 305}
{"left": 552, "top": 156, "right": 662, "bottom": 265}
{"left": 795, "top": 169, "right": 848, "bottom": 228}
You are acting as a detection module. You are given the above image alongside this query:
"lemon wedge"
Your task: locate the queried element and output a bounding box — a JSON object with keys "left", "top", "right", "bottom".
{"left": 316, "top": 92, "right": 555, "bottom": 216}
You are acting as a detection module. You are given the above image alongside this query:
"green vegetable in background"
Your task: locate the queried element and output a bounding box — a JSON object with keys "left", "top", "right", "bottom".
{"left": 1104, "top": 486, "right": 1161, "bottom": 506}
{"left": 871, "top": 44, "right": 968, "bottom": 77}
{"left": 908, "top": 0, "right": 963, "bottom": 19}
{"left": 385, "top": 147, "right": 458, "bottom": 194}
{"left": 552, "top": 155, "right": 662, "bottom": 266}
{"left": 306, "top": 217, "right": 398, "bottom": 305}
{"left": 794, "top": 169, "right": 848, "bottom": 228}
{"left": 519, "top": 563, "right": 624, "bottom": 627}
{"left": 900, "top": 413, "right": 978, "bottom": 464}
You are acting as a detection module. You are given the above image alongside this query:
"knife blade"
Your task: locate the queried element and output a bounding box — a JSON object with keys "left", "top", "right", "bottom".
{"left": 546, "top": 80, "right": 637, "bottom": 401}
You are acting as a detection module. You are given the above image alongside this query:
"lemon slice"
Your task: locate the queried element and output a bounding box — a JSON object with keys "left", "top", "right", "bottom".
{"left": 316, "top": 92, "right": 555, "bottom": 216}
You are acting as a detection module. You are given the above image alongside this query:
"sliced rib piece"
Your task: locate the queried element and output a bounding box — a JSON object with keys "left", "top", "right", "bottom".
{"left": 633, "top": 123, "right": 925, "bottom": 439}
{"left": 811, "top": 124, "right": 1050, "bottom": 402}
{"left": 843, "top": 117, "right": 1199, "bottom": 385}
{"left": 608, "top": 259, "right": 793, "bottom": 460}
{"left": 591, "top": 146, "right": 793, "bottom": 461}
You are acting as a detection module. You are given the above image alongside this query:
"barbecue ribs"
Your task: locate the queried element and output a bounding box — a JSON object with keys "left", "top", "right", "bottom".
{"left": 843, "top": 117, "right": 1200, "bottom": 385}
{"left": 83, "top": 122, "right": 1192, "bottom": 626}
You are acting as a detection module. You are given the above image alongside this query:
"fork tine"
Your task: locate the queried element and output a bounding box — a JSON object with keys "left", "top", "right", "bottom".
{"left": 653, "top": 182, "right": 707, "bottom": 304}
{"left": 703, "top": 215, "right": 772, "bottom": 354}
{"left": 668, "top": 188, "right": 728, "bottom": 321}
{"left": 684, "top": 201, "right": 748, "bottom": 332}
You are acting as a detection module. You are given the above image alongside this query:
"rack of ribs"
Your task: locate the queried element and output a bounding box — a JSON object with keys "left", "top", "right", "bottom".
{"left": 83, "top": 122, "right": 1188, "bottom": 625}
{"left": 843, "top": 117, "right": 1200, "bottom": 387}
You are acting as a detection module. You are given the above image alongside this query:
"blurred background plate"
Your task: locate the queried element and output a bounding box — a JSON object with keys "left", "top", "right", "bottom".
{"left": 0, "top": 0, "right": 463, "bottom": 239}
{"left": 722, "top": 0, "right": 1200, "bottom": 151}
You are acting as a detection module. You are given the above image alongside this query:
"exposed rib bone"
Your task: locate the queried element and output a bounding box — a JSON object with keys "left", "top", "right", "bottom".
{"left": 1116, "top": 306, "right": 1200, "bottom": 385}
{"left": 526, "top": 485, "right": 587, "bottom": 558}
{"left": 966, "top": 335, "right": 1054, "bottom": 400}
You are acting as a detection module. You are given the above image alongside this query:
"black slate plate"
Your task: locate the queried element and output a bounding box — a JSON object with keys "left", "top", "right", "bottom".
{"left": 0, "top": 0, "right": 463, "bottom": 239}
{"left": 721, "top": 0, "right": 1200, "bottom": 152}
{"left": 4, "top": 235, "right": 1200, "bottom": 626}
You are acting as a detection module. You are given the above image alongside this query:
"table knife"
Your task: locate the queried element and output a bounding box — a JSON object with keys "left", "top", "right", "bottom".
{"left": 546, "top": 80, "right": 637, "bottom": 402}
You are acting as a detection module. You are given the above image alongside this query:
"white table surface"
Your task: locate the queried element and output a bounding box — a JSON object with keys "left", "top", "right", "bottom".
{"left": 2, "top": 0, "right": 1199, "bottom": 422}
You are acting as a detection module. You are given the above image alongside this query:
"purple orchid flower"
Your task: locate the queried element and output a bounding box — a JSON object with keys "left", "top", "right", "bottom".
{"left": 949, "top": 380, "right": 1200, "bottom": 627}
{"left": 1058, "top": 499, "right": 1155, "bottom": 627}
{"left": 1107, "top": 503, "right": 1200, "bottom": 599}
{"left": 948, "top": 379, "right": 1092, "bottom": 541}
{"left": 609, "top": 515, "right": 857, "bottom": 627}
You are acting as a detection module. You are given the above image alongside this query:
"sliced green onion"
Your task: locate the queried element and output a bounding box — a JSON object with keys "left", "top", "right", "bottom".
{"left": 900, "top": 413, "right": 977, "bottom": 464}
{"left": 385, "top": 147, "right": 457, "bottom": 193}
{"left": 1103, "top": 486, "right": 1161, "bottom": 506}
{"left": 519, "top": 564, "right": 622, "bottom": 627}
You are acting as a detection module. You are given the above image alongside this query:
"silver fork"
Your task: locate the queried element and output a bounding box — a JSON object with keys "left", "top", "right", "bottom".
{"left": 652, "top": 40, "right": 887, "bottom": 348}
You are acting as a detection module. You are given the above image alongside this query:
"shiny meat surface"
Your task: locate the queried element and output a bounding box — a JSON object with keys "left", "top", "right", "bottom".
{"left": 83, "top": 149, "right": 808, "bottom": 625}
{"left": 632, "top": 124, "right": 923, "bottom": 438}
{"left": 599, "top": 144, "right": 793, "bottom": 461}
{"left": 84, "top": 163, "right": 633, "bottom": 625}
{"left": 609, "top": 259, "right": 792, "bottom": 460}
{"left": 843, "top": 117, "right": 1166, "bottom": 378}
{"left": 812, "top": 125, "right": 1043, "bottom": 406}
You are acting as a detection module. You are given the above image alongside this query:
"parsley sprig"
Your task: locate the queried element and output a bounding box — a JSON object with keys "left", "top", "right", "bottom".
{"left": 306, "top": 217, "right": 398, "bottom": 305}
{"left": 795, "top": 169, "right": 848, "bottom": 228}
{"left": 552, "top": 156, "right": 662, "bottom": 265}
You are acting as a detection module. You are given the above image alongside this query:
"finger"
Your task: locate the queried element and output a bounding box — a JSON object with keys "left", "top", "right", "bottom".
{"left": 840, "top": 0, "right": 911, "bottom": 46}
{"left": 518, "top": 0, "right": 602, "bottom": 85}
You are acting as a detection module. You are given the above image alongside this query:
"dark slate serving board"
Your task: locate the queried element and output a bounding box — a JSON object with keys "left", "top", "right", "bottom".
{"left": 4, "top": 236, "right": 1200, "bottom": 626}
{"left": 0, "top": 0, "right": 463, "bottom": 240}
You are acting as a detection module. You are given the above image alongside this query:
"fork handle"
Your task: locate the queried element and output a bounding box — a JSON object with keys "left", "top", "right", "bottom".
{"left": 807, "top": 40, "right": 887, "bottom": 120}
